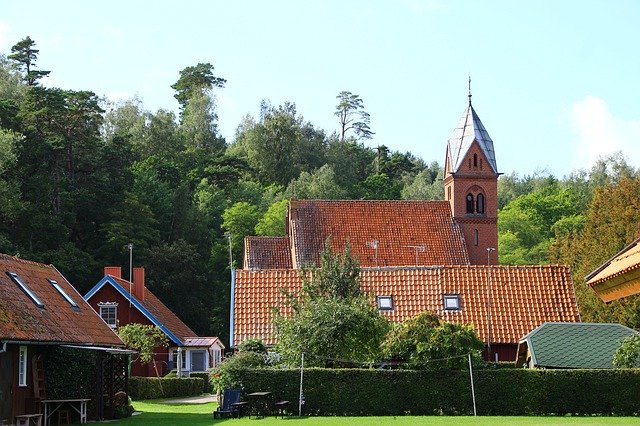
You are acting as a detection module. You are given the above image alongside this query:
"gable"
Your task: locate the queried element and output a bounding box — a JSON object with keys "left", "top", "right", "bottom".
{"left": 447, "top": 105, "right": 498, "bottom": 174}
{"left": 288, "top": 200, "right": 470, "bottom": 268}
{"left": 0, "top": 254, "right": 123, "bottom": 346}
{"left": 85, "top": 275, "right": 195, "bottom": 346}
{"left": 232, "top": 264, "right": 579, "bottom": 347}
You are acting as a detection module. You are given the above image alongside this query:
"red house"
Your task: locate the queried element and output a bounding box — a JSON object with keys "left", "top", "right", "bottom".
{"left": 84, "top": 267, "right": 224, "bottom": 377}
{"left": 0, "top": 254, "right": 127, "bottom": 424}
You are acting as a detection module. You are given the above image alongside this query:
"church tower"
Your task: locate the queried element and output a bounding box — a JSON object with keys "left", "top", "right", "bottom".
{"left": 444, "top": 85, "right": 499, "bottom": 265}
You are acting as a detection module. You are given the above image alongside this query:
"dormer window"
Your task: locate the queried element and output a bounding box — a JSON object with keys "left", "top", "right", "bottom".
{"left": 443, "top": 294, "right": 461, "bottom": 311}
{"left": 377, "top": 295, "right": 394, "bottom": 311}
{"left": 7, "top": 272, "right": 44, "bottom": 308}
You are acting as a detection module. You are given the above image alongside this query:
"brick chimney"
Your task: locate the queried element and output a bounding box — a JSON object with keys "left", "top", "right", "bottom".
{"left": 133, "top": 267, "right": 145, "bottom": 302}
{"left": 104, "top": 266, "right": 122, "bottom": 278}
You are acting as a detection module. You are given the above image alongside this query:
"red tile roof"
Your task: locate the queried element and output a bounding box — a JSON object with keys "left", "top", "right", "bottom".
{"left": 232, "top": 265, "right": 579, "bottom": 346}
{"left": 109, "top": 276, "right": 196, "bottom": 342}
{"left": 244, "top": 236, "right": 292, "bottom": 269}
{"left": 287, "top": 200, "right": 470, "bottom": 268}
{"left": 0, "top": 254, "right": 123, "bottom": 346}
{"left": 585, "top": 237, "right": 640, "bottom": 302}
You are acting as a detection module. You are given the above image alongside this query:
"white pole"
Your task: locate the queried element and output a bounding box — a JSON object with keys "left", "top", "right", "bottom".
{"left": 128, "top": 243, "right": 133, "bottom": 307}
{"left": 468, "top": 353, "right": 477, "bottom": 416}
{"left": 298, "top": 352, "right": 305, "bottom": 417}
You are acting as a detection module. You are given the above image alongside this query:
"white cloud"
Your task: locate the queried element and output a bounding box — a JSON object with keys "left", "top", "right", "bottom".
{"left": 570, "top": 96, "right": 640, "bottom": 170}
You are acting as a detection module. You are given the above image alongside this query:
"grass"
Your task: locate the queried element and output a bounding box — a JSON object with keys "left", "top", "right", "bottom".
{"left": 114, "top": 399, "right": 640, "bottom": 425}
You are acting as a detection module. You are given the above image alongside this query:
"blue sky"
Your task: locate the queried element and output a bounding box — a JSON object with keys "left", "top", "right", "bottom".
{"left": 2, "top": 0, "right": 639, "bottom": 178}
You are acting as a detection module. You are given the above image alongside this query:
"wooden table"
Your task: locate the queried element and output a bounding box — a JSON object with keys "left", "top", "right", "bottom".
{"left": 247, "top": 391, "right": 272, "bottom": 418}
{"left": 41, "top": 398, "right": 90, "bottom": 426}
{"left": 15, "top": 413, "right": 42, "bottom": 426}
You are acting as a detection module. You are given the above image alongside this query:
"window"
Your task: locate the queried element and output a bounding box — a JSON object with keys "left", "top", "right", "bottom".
{"left": 466, "top": 194, "right": 474, "bottom": 214}
{"left": 377, "top": 295, "right": 394, "bottom": 311}
{"left": 172, "top": 349, "right": 187, "bottom": 370}
{"left": 447, "top": 186, "right": 451, "bottom": 201}
{"left": 98, "top": 302, "right": 118, "bottom": 328}
{"left": 48, "top": 279, "right": 79, "bottom": 308}
{"left": 473, "top": 153, "right": 478, "bottom": 167}
{"left": 474, "top": 229, "right": 479, "bottom": 246}
{"left": 443, "top": 294, "right": 461, "bottom": 311}
{"left": 7, "top": 272, "right": 44, "bottom": 308}
{"left": 18, "top": 346, "right": 27, "bottom": 387}
{"left": 476, "top": 193, "right": 485, "bottom": 214}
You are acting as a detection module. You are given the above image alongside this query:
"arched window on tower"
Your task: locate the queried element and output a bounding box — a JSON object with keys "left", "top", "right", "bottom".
{"left": 476, "top": 193, "right": 485, "bottom": 214}
{"left": 474, "top": 228, "right": 479, "bottom": 246}
{"left": 473, "top": 153, "right": 478, "bottom": 168}
{"left": 466, "top": 194, "right": 474, "bottom": 214}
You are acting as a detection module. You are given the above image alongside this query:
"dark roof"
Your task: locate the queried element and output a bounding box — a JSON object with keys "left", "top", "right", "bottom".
{"left": 518, "top": 322, "right": 639, "bottom": 369}
{"left": 233, "top": 264, "right": 579, "bottom": 346}
{"left": 0, "top": 254, "right": 123, "bottom": 347}
{"left": 446, "top": 104, "right": 498, "bottom": 174}
{"left": 84, "top": 275, "right": 196, "bottom": 346}
{"left": 287, "top": 200, "right": 470, "bottom": 268}
{"left": 244, "top": 236, "right": 292, "bottom": 269}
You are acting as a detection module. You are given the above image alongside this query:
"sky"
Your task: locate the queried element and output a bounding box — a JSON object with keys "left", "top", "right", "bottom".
{"left": 2, "top": 0, "right": 640, "bottom": 178}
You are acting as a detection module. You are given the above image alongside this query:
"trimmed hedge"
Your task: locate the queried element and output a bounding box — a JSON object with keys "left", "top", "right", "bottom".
{"left": 129, "top": 377, "right": 206, "bottom": 399}
{"left": 232, "top": 368, "right": 640, "bottom": 416}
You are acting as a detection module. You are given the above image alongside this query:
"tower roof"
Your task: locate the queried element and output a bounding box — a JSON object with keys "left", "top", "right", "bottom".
{"left": 446, "top": 104, "right": 498, "bottom": 174}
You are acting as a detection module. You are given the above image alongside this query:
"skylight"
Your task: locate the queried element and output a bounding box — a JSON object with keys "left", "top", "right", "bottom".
{"left": 443, "top": 294, "right": 461, "bottom": 311}
{"left": 7, "top": 272, "right": 44, "bottom": 308}
{"left": 377, "top": 295, "right": 394, "bottom": 311}
{"left": 48, "top": 279, "right": 79, "bottom": 308}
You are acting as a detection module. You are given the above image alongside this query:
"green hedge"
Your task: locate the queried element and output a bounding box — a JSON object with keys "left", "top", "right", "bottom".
{"left": 231, "top": 368, "right": 640, "bottom": 416}
{"left": 129, "top": 377, "right": 206, "bottom": 399}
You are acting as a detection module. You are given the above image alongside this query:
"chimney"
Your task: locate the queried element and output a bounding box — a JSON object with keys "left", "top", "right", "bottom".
{"left": 104, "top": 266, "right": 122, "bottom": 278}
{"left": 133, "top": 267, "right": 145, "bottom": 302}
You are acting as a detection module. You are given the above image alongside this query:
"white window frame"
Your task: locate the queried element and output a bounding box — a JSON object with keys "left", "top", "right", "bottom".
{"left": 443, "top": 294, "right": 461, "bottom": 311}
{"left": 98, "top": 302, "right": 118, "bottom": 328}
{"left": 171, "top": 349, "right": 187, "bottom": 370}
{"left": 18, "top": 346, "right": 27, "bottom": 387}
{"left": 377, "top": 295, "right": 394, "bottom": 311}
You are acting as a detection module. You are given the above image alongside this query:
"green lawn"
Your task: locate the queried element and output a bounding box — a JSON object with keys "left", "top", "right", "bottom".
{"left": 115, "top": 399, "right": 640, "bottom": 425}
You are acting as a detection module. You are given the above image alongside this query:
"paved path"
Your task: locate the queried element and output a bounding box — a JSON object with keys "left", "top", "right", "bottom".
{"left": 163, "top": 394, "right": 217, "bottom": 404}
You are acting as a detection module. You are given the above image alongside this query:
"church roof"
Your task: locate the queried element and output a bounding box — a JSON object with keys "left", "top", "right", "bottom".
{"left": 447, "top": 104, "right": 498, "bottom": 174}
{"left": 232, "top": 264, "right": 579, "bottom": 347}
{"left": 287, "top": 200, "right": 470, "bottom": 268}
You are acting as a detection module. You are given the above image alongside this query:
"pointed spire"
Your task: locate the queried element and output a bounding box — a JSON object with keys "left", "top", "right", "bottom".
{"left": 468, "top": 75, "right": 472, "bottom": 106}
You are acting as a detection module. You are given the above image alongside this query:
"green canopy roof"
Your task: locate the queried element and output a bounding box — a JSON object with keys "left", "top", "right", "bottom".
{"left": 521, "top": 322, "right": 638, "bottom": 369}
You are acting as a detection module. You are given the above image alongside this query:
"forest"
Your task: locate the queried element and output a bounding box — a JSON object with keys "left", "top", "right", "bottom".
{"left": 1, "top": 37, "right": 640, "bottom": 344}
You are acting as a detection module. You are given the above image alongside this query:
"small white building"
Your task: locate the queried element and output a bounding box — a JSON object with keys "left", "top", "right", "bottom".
{"left": 170, "top": 337, "right": 225, "bottom": 373}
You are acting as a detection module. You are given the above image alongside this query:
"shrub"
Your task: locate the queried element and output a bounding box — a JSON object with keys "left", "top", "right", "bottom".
{"left": 129, "top": 377, "right": 206, "bottom": 399}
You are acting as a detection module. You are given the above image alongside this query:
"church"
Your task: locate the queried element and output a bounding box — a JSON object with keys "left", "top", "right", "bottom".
{"left": 231, "top": 93, "right": 579, "bottom": 362}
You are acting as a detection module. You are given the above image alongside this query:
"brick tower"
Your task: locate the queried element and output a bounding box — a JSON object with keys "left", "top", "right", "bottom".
{"left": 444, "top": 87, "right": 499, "bottom": 265}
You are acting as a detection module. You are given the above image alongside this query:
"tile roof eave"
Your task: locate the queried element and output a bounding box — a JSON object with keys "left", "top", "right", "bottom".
{"left": 84, "top": 276, "right": 184, "bottom": 346}
{"left": 585, "top": 237, "right": 640, "bottom": 284}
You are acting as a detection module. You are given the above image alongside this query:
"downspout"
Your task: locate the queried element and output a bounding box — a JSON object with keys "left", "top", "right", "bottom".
{"left": 229, "top": 268, "right": 236, "bottom": 349}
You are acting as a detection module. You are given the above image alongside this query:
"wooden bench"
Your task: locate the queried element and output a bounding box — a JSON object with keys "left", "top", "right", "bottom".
{"left": 274, "top": 400, "right": 290, "bottom": 418}
{"left": 15, "top": 413, "right": 42, "bottom": 426}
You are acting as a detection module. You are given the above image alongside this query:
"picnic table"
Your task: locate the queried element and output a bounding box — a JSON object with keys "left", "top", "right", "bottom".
{"left": 247, "top": 391, "right": 272, "bottom": 418}
{"left": 41, "top": 398, "right": 90, "bottom": 426}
